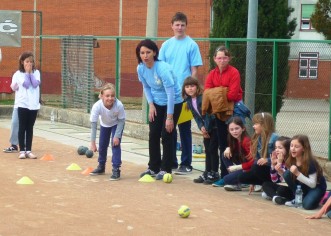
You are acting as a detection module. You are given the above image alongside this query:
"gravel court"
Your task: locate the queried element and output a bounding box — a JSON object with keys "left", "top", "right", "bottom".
{"left": 0, "top": 119, "right": 330, "bottom": 235}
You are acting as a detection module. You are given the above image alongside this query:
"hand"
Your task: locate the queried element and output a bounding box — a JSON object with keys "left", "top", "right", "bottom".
{"left": 228, "top": 164, "right": 242, "bottom": 172}
{"left": 271, "top": 151, "right": 277, "bottom": 166}
{"left": 113, "top": 137, "right": 120, "bottom": 146}
{"left": 148, "top": 103, "right": 157, "bottom": 122}
{"left": 274, "top": 163, "right": 282, "bottom": 171}
{"left": 277, "top": 153, "right": 284, "bottom": 164}
{"left": 201, "top": 127, "right": 210, "bottom": 138}
{"left": 223, "top": 147, "right": 232, "bottom": 159}
{"left": 24, "top": 63, "right": 32, "bottom": 73}
{"left": 165, "top": 118, "right": 174, "bottom": 133}
{"left": 257, "top": 158, "right": 268, "bottom": 166}
{"left": 290, "top": 165, "right": 300, "bottom": 176}
{"left": 90, "top": 142, "right": 97, "bottom": 152}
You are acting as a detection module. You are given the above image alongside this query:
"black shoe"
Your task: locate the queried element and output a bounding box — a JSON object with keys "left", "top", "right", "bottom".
{"left": 193, "top": 171, "right": 207, "bottom": 183}
{"left": 203, "top": 171, "right": 219, "bottom": 185}
{"left": 89, "top": 165, "right": 105, "bottom": 175}
{"left": 110, "top": 168, "right": 121, "bottom": 181}
{"left": 174, "top": 165, "right": 192, "bottom": 175}
{"left": 272, "top": 196, "right": 287, "bottom": 205}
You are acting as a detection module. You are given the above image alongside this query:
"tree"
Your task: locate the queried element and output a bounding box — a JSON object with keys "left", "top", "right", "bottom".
{"left": 210, "top": 0, "right": 297, "bottom": 114}
{"left": 311, "top": 0, "right": 331, "bottom": 40}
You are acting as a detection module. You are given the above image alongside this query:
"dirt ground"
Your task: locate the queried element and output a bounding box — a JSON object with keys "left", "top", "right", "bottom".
{"left": 0, "top": 128, "right": 330, "bottom": 236}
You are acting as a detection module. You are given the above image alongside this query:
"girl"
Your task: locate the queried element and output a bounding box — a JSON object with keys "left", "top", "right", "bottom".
{"left": 238, "top": 112, "right": 279, "bottom": 193}
{"left": 282, "top": 135, "right": 327, "bottom": 210}
{"left": 182, "top": 76, "right": 219, "bottom": 184}
{"left": 89, "top": 83, "right": 125, "bottom": 181}
{"left": 216, "top": 116, "right": 254, "bottom": 191}
{"left": 136, "top": 39, "right": 183, "bottom": 180}
{"left": 261, "top": 136, "right": 292, "bottom": 203}
{"left": 11, "top": 52, "right": 40, "bottom": 159}
{"left": 204, "top": 46, "right": 243, "bottom": 181}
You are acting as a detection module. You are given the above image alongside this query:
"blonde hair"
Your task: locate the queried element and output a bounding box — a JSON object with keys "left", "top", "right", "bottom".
{"left": 251, "top": 112, "right": 275, "bottom": 159}
{"left": 99, "top": 83, "right": 116, "bottom": 98}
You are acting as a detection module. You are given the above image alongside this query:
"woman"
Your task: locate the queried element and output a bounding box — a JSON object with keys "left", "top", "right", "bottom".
{"left": 136, "top": 39, "right": 183, "bottom": 180}
{"left": 204, "top": 45, "right": 244, "bottom": 184}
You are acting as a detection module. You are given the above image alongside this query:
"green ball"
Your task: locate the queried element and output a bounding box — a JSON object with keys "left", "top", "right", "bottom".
{"left": 85, "top": 150, "right": 94, "bottom": 158}
{"left": 77, "top": 146, "right": 88, "bottom": 155}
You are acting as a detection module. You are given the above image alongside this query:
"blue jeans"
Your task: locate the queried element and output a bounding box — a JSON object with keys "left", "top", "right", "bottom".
{"left": 173, "top": 120, "right": 192, "bottom": 168}
{"left": 221, "top": 154, "right": 242, "bottom": 185}
{"left": 98, "top": 125, "right": 122, "bottom": 169}
{"left": 283, "top": 170, "right": 326, "bottom": 210}
{"left": 10, "top": 108, "right": 19, "bottom": 145}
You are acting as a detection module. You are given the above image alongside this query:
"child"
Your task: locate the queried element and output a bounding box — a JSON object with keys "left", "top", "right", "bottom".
{"left": 282, "top": 135, "right": 327, "bottom": 210}
{"left": 89, "top": 83, "right": 126, "bottom": 181}
{"left": 238, "top": 112, "right": 278, "bottom": 193}
{"left": 11, "top": 52, "right": 40, "bottom": 159}
{"left": 306, "top": 191, "right": 331, "bottom": 219}
{"left": 261, "top": 136, "right": 292, "bottom": 203}
{"left": 216, "top": 116, "right": 254, "bottom": 191}
{"left": 182, "top": 76, "right": 219, "bottom": 184}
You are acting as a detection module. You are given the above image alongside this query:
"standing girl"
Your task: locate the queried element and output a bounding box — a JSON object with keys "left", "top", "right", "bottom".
{"left": 89, "top": 83, "right": 125, "bottom": 181}
{"left": 282, "top": 135, "right": 326, "bottom": 210}
{"left": 238, "top": 112, "right": 278, "bottom": 192}
{"left": 214, "top": 116, "right": 253, "bottom": 191}
{"left": 11, "top": 52, "right": 40, "bottom": 159}
{"left": 204, "top": 46, "right": 244, "bottom": 181}
{"left": 136, "top": 39, "right": 183, "bottom": 180}
{"left": 261, "top": 136, "right": 292, "bottom": 203}
{"left": 182, "top": 76, "right": 219, "bottom": 184}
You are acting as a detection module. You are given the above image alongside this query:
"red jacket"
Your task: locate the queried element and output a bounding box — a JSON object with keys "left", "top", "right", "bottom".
{"left": 204, "top": 65, "right": 243, "bottom": 103}
{"left": 240, "top": 136, "right": 253, "bottom": 171}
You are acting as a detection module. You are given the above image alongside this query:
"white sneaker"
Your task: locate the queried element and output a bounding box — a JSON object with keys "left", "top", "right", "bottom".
{"left": 254, "top": 185, "right": 262, "bottom": 192}
{"left": 285, "top": 199, "right": 296, "bottom": 207}
{"left": 224, "top": 184, "right": 242, "bottom": 191}
{"left": 18, "top": 152, "right": 26, "bottom": 159}
{"left": 261, "top": 192, "right": 272, "bottom": 200}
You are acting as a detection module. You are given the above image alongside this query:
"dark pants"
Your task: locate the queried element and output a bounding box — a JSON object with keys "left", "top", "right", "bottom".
{"left": 18, "top": 107, "right": 38, "bottom": 152}
{"left": 221, "top": 154, "right": 242, "bottom": 185}
{"left": 238, "top": 162, "right": 271, "bottom": 185}
{"left": 262, "top": 181, "right": 294, "bottom": 200}
{"left": 149, "top": 103, "right": 182, "bottom": 173}
{"left": 215, "top": 119, "right": 228, "bottom": 178}
{"left": 204, "top": 126, "right": 219, "bottom": 173}
{"left": 283, "top": 170, "right": 326, "bottom": 210}
{"left": 98, "top": 125, "right": 122, "bottom": 169}
{"left": 173, "top": 120, "right": 192, "bottom": 168}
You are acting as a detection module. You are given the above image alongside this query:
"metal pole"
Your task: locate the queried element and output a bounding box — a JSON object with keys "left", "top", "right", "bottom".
{"left": 142, "top": 0, "right": 158, "bottom": 123}
{"left": 244, "top": 0, "right": 258, "bottom": 134}
{"left": 117, "top": 0, "right": 122, "bottom": 97}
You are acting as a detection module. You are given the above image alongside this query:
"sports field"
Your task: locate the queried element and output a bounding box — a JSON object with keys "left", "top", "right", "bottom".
{"left": 0, "top": 119, "right": 330, "bottom": 235}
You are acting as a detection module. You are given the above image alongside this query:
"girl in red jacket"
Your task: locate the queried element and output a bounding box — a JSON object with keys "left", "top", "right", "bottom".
{"left": 213, "top": 116, "right": 253, "bottom": 191}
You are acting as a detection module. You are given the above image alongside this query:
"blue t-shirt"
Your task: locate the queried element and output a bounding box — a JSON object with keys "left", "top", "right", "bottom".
{"left": 137, "top": 61, "right": 182, "bottom": 113}
{"left": 159, "top": 36, "right": 202, "bottom": 86}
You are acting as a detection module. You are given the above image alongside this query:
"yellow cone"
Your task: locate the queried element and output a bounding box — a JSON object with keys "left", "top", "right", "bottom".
{"left": 16, "top": 176, "right": 34, "bottom": 185}
{"left": 66, "top": 163, "right": 82, "bottom": 171}
{"left": 138, "top": 174, "right": 155, "bottom": 183}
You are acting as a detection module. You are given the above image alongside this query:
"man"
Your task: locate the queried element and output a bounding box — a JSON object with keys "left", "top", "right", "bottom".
{"left": 159, "top": 12, "right": 203, "bottom": 174}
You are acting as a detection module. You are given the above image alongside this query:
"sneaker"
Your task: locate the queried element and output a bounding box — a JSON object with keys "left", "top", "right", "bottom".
{"left": 26, "top": 152, "right": 37, "bottom": 159}
{"left": 140, "top": 169, "right": 156, "bottom": 178}
{"left": 174, "top": 165, "right": 192, "bottom": 175}
{"left": 285, "top": 199, "right": 296, "bottom": 207}
{"left": 212, "top": 178, "right": 225, "bottom": 187}
{"left": 110, "top": 168, "right": 121, "bottom": 181}
{"left": 261, "top": 192, "right": 272, "bottom": 201}
{"left": 89, "top": 165, "right": 105, "bottom": 175}
{"left": 204, "top": 172, "right": 220, "bottom": 185}
{"left": 224, "top": 184, "right": 242, "bottom": 191}
{"left": 3, "top": 145, "right": 18, "bottom": 153}
{"left": 155, "top": 170, "right": 167, "bottom": 180}
{"left": 193, "top": 175, "right": 205, "bottom": 183}
{"left": 254, "top": 185, "right": 263, "bottom": 192}
{"left": 18, "top": 152, "right": 26, "bottom": 159}
{"left": 272, "top": 196, "right": 287, "bottom": 205}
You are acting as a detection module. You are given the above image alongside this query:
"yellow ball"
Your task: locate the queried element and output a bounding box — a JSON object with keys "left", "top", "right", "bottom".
{"left": 163, "top": 173, "right": 173, "bottom": 183}
{"left": 178, "top": 205, "right": 190, "bottom": 218}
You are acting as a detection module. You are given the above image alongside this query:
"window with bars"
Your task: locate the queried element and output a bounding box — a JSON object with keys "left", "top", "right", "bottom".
{"left": 301, "top": 4, "right": 315, "bottom": 30}
{"left": 299, "top": 52, "right": 318, "bottom": 79}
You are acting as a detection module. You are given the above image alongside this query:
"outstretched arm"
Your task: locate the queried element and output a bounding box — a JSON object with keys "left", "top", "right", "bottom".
{"left": 306, "top": 195, "right": 331, "bottom": 219}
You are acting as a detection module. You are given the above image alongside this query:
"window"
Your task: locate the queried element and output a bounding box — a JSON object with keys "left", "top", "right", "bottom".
{"left": 299, "top": 53, "right": 318, "bottom": 79}
{"left": 301, "top": 4, "right": 315, "bottom": 30}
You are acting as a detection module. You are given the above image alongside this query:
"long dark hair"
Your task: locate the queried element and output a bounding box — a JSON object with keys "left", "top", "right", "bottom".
{"left": 181, "top": 76, "right": 203, "bottom": 99}
{"left": 135, "top": 39, "right": 159, "bottom": 64}
{"left": 227, "top": 116, "right": 250, "bottom": 163}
